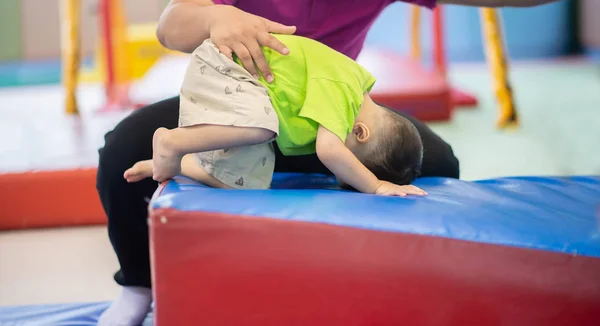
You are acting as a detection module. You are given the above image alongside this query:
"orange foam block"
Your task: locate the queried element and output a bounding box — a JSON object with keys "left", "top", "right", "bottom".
{"left": 0, "top": 168, "right": 106, "bottom": 230}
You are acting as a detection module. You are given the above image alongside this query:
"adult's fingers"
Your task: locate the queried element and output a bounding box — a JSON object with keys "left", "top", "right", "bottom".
{"left": 243, "top": 38, "right": 273, "bottom": 82}
{"left": 264, "top": 19, "right": 297, "bottom": 36}
{"left": 231, "top": 42, "right": 259, "bottom": 78}
{"left": 258, "top": 32, "right": 290, "bottom": 56}
{"left": 217, "top": 44, "right": 234, "bottom": 61}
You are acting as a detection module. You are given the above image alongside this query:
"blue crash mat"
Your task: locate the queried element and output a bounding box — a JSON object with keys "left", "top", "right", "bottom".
{"left": 0, "top": 302, "right": 153, "bottom": 325}
{"left": 153, "top": 173, "right": 600, "bottom": 258}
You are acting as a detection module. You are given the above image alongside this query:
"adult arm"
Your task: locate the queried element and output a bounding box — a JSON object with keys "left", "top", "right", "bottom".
{"left": 156, "top": 0, "right": 214, "bottom": 53}
{"left": 437, "top": 0, "right": 560, "bottom": 7}
{"left": 157, "top": 0, "right": 296, "bottom": 81}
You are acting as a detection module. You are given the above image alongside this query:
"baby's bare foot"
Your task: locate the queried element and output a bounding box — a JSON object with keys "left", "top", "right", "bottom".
{"left": 152, "top": 128, "right": 182, "bottom": 182}
{"left": 124, "top": 160, "right": 154, "bottom": 183}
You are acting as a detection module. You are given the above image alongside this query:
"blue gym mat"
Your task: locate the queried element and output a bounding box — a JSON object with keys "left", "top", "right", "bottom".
{"left": 154, "top": 174, "right": 600, "bottom": 258}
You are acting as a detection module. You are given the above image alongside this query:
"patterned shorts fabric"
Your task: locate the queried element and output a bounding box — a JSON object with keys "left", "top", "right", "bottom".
{"left": 178, "top": 40, "right": 279, "bottom": 189}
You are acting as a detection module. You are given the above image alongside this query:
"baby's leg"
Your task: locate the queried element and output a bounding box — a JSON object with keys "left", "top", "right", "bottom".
{"left": 124, "top": 160, "right": 153, "bottom": 183}
{"left": 152, "top": 124, "right": 274, "bottom": 182}
{"left": 124, "top": 155, "right": 233, "bottom": 189}
{"left": 180, "top": 154, "right": 232, "bottom": 188}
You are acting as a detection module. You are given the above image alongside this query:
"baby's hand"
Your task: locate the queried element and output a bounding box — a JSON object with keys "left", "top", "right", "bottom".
{"left": 374, "top": 181, "right": 427, "bottom": 197}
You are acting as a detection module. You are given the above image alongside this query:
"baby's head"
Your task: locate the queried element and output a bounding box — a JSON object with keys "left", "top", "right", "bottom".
{"left": 345, "top": 104, "right": 423, "bottom": 185}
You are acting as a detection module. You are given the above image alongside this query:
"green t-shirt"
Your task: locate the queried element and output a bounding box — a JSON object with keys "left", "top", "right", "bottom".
{"left": 238, "top": 34, "right": 376, "bottom": 156}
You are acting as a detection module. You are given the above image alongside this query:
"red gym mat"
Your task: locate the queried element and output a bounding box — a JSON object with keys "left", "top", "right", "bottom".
{"left": 0, "top": 105, "right": 128, "bottom": 230}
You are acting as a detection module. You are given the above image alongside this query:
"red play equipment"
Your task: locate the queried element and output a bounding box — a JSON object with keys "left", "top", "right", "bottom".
{"left": 366, "top": 6, "right": 475, "bottom": 122}
{"left": 97, "top": 0, "right": 145, "bottom": 112}
{"left": 366, "top": 5, "right": 517, "bottom": 127}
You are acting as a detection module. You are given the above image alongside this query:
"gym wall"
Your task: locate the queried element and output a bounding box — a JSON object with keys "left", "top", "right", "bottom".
{"left": 0, "top": 0, "right": 22, "bottom": 61}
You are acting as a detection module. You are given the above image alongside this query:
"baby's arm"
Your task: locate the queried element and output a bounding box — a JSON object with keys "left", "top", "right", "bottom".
{"left": 315, "top": 126, "right": 426, "bottom": 197}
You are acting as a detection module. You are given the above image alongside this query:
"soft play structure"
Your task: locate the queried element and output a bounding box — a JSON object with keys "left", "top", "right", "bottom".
{"left": 1, "top": 173, "right": 599, "bottom": 325}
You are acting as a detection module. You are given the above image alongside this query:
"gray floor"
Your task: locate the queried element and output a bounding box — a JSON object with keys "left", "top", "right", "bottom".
{"left": 434, "top": 60, "right": 600, "bottom": 180}
{"left": 0, "top": 57, "right": 599, "bottom": 306}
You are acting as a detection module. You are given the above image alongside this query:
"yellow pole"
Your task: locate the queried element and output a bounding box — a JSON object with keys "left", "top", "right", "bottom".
{"left": 410, "top": 6, "right": 421, "bottom": 60}
{"left": 480, "top": 8, "right": 517, "bottom": 128}
{"left": 111, "top": 0, "right": 131, "bottom": 86}
{"left": 61, "top": 0, "right": 81, "bottom": 115}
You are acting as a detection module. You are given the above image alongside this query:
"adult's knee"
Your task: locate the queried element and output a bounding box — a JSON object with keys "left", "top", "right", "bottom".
{"left": 96, "top": 112, "right": 157, "bottom": 193}
{"left": 435, "top": 145, "right": 460, "bottom": 178}
{"left": 96, "top": 133, "right": 135, "bottom": 207}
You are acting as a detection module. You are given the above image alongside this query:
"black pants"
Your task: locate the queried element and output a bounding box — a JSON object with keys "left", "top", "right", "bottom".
{"left": 96, "top": 96, "right": 460, "bottom": 288}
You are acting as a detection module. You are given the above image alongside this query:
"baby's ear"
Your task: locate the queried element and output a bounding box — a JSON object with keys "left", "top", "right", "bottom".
{"left": 353, "top": 122, "right": 371, "bottom": 142}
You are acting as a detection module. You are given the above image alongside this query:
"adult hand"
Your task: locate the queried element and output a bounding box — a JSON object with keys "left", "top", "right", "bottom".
{"left": 208, "top": 5, "right": 296, "bottom": 82}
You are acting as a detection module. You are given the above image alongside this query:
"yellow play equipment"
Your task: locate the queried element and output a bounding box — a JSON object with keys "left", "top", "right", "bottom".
{"left": 79, "top": 23, "right": 176, "bottom": 84}
{"left": 480, "top": 8, "right": 518, "bottom": 128}
{"left": 61, "top": 0, "right": 178, "bottom": 114}
{"left": 61, "top": 0, "right": 80, "bottom": 115}
{"left": 410, "top": 5, "right": 518, "bottom": 128}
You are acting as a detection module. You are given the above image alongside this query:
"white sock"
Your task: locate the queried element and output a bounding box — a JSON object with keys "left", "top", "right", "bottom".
{"left": 98, "top": 286, "right": 153, "bottom": 326}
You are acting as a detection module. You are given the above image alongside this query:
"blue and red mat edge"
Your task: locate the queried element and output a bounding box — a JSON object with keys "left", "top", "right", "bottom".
{"left": 1, "top": 174, "right": 599, "bottom": 325}
{"left": 153, "top": 174, "right": 600, "bottom": 259}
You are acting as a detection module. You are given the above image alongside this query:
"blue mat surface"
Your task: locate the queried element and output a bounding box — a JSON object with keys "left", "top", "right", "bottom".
{"left": 154, "top": 174, "right": 600, "bottom": 258}
{"left": 0, "top": 302, "right": 153, "bottom": 326}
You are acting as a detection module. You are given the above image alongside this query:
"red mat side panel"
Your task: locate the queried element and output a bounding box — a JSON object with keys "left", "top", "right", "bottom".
{"left": 0, "top": 168, "right": 106, "bottom": 230}
{"left": 372, "top": 88, "right": 452, "bottom": 122}
{"left": 150, "top": 209, "right": 600, "bottom": 326}
{"left": 360, "top": 52, "right": 453, "bottom": 122}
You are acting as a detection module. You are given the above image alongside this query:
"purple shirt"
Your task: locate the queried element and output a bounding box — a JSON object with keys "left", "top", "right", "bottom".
{"left": 214, "top": 0, "right": 436, "bottom": 60}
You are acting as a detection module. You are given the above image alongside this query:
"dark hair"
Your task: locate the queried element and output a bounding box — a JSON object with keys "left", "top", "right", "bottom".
{"left": 363, "top": 110, "right": 423, "bottom": 185}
